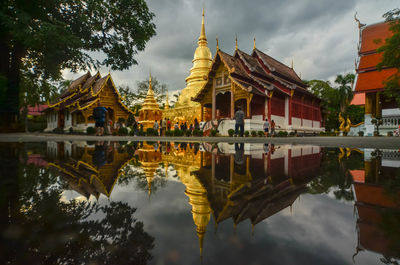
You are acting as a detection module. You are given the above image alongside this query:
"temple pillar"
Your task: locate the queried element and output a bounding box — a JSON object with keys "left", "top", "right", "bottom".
{"left": 301, "top": 96, "right": 304, "bottom": 126}
{"left": 212, "top": 85, "right": 216, "bottom": 120}
{"left": 230, "top": 91, "right": 234, "bottom": 119}
{"left": 375, "top": 92, "right": 380, "bottom": 117}
{"left": 268, "top": 92, "right": 273, "bottom": 121}
{"left": 284, "top": 96, "right": 289, "bottom": 127}
{"left": 200, "top": 104, "right": 204, "bottom": 121}
{"left": 289, "top": 90, "right": 294, "bottom": 125}
{"left": 365, "top": 93, "right": 373, "bottom": 115}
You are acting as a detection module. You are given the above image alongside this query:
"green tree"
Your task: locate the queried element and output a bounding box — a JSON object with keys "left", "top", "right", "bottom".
{"left": 334, "top": 73, "right": 355, "bottom": 113}
{"left": 377, "top": 8, "right": 400, "bottom": 107}
{"left": 0, "top": 0, "right": 156, "bottom": 128}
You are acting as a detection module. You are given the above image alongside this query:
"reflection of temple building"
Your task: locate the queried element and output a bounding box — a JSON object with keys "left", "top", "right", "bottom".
{"left": 194, "top": 144, "right": 322, "bottom": 226}
{"left": 162, "top": 9, "right": 212, "bottom": 124}
{"left": 137, "top": 142, "right": 162, "bottom": 195}
{"left": 350, "top": 149, "right": 400, "bottom": 260}
{"left": 47, "top": 141, "right": 132, "bottom": 199}
{"left": 139, "top": 75, "right": 162, "bottom": 130}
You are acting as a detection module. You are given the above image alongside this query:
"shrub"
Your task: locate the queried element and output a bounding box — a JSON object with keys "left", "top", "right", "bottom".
{"left": 86, "top": 127, "right": 95, "bottom": 135}
{"left": 112, "top": 131, "right": 118, "bottom": 136}
{"left": 146, "top": 128, "right": 158, "bottom": 136}
{"left": 289, "top": 131, "right": 296, "bottom": 137}
{"left": 173, "top": 129, "right": 184, "bottom": 136}
{"left": 193, "top": 129, "right": 203, "bottom": 137}
{"left": 251, "top": 131, "right": 257, "bottom": 137}
{"left": 257, "top": 131, "right": 264, "bottom": 137}
{"left": 210, "top": 129, "right": 218, "bottom": 137}
{"left": 387, "top": 131, "right": 393, "bottom": 137}
{"left": 277, "top": 131, "right": 288, "bottom": 137}
{"left": 244, "top": 131, "right": 250, "bottom": 137}
{"left": 138, "top": 131, "right": 145, "bottom": 136}
{"left": 69, "top": 127, "right": 74, "bottom": 134}
{"left": 343, "top": 132, "right": 348, "bottom": 136}
{"left": 358, "top": 131, "right": 364, "bottom": 137}
{"left": 166, "top": 130, "right": 173, "bottom": 136}
{"left": 129, "top": 127, "right": 135, "bottom": 136}
{"left": 117, "top": 117, "right": 126, "bottom": 124}
{"left": 228, "top": 129, "right": 235, "bottom": 137}
{"left": 127, "top": 114, "right": 136, "bottom": 126}
{"left": 118, "top": 127, "right": 129, "bottom": 136}
{"left": 185, "top": 130, "right": 192, "bottom": 137}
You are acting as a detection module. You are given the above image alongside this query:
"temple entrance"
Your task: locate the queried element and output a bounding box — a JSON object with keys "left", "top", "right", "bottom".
{"left": 58, "top": 112, "right": 65, "bottom": 128}
{"left": 216, "top": 92, "right": 231, "bottom": 118}
{"left": 235, "top": 99, "right": 247, "bottom": 118}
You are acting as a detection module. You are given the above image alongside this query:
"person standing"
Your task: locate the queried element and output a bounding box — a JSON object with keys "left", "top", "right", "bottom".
{"left": 234, "top": 107, "right": 245, "bottom": 137}
{"left": 270, "top": 120, "right": 276, "bottom": 136}
{"left": 153, "top": 120, "right": 159, "bottom": 136}
{"left": 161, "top": 118, "right": 167, "bottom": 136}
{"left": 194, "top": 118, "right": 200, "bottom": 130}
{"left": 132, "top": 119, "right": 138, "bottom": 136}
{"left": 263, "top": 118, "right": 269, "bottom": 137}
{"left": 167, "top": 118, "right": 171, "bottom": 131}
{"left": 174, "top": 122, "right": 179, "bottom": 130}
{"left": 93, "top": 101, "right": 108, "bottom": 136}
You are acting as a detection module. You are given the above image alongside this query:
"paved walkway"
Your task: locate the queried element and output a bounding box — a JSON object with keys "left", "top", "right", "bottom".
{"left": 1, "top": 133, "right": 400, "bottom": 149}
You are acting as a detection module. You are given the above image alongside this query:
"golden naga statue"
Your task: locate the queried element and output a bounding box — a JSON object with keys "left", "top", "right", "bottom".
{"left": 338, "top": 112, "right": 345, "bottom": 132}
{"left": 344, "top": 117, "right": 352, "bottom": 133}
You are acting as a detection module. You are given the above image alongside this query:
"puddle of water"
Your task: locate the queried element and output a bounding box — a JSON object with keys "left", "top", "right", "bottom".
{"left": 0, "top": 141, "right": 399, "bottom": 265}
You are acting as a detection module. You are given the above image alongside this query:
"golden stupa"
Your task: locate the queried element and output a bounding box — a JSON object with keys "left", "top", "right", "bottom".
{"left": 139, "top": 74, "right": 162, "bottom": 130}
{"left": 163, "top": 9, "right": 213, "bottom": 124}
{"left": 137, "top": 142, "right": 162, "bottom": 196}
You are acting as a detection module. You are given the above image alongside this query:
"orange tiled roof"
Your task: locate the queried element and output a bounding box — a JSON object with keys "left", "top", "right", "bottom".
{"left": 349, "top": 169, "right": 365, "bottom": 182}
{"left": 360, "top": 22, "right": 392, "bottom": 54}
{"left": 354, "top": 68, "right": 397, "bottom": 92}
{"left": 358, "top": 53, "right": 382, "bottom": 70}
{"left": 350, "top": 93, "right": 365, "bottom": 106}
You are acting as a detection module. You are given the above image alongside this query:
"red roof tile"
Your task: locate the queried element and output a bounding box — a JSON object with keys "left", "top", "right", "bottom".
{"left": 360, "top": 22, "right": 392, "bottom": 53}
{"left": 354, "top": 68, "right": 397, "bottom": 92}
{"left": 358, "top": 53, "right": 382, "bottom": 70}
{"left": 350, "top": 93, "right": 365, "bottom": 106}
{"left": 349, "top": 169, "right": 365, "bottom": 182}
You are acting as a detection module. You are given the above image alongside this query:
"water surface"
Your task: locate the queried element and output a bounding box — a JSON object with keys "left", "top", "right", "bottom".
{"left": 0, "top": 141, "right": 399, "bottom": 265}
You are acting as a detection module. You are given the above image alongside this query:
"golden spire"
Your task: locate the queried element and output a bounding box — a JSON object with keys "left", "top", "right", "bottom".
{"left": 198, "top": 8, "right": 207, "bottom": 46}
{"left": 149, "top": 72, "right": 153, "bottom": 91}
{"left": 253, "top": 37, "right": 256, "bottom": 50}
{"left": 165, "top": 90, "right": 169, "bottom": 109}
{"left": 235, "top": 34, "right": 238, "bottom": 51}
{"left": 216, "top": 35, "right": 219, "bottom": 51}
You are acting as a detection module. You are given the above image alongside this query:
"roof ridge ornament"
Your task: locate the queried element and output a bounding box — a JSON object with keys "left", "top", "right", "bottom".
{"left": 216, "top": 34, "right": 219, "bottom": 51}
{"left": 354, "top": 12, "right": 366, "bottom": 29}
{"left": 235, "top": 34, "right": 238, "bottom": 51}
{"left": 253, "top": 37, "right": 256, "bottom": 50}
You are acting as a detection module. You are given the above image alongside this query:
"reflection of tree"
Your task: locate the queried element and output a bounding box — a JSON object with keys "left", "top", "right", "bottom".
{"left": 308, "top": 148, "right": 363, "bottom": 201}
{"left": 0, "top": 144, "right": 154, "bottom": 265}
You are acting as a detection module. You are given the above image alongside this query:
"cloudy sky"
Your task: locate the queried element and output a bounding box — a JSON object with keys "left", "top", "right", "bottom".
{"left": 64, "top": 0, "right": 399, "bottom": 93}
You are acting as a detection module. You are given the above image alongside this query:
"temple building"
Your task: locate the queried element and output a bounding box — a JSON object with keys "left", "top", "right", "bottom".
{"left": 139, "top": 74, "right": 162, "bottom": 130}
{"left": 354, "top": 20, "right": 400, "bottom": 135}
{"left": 45, "top": 72, "right": 133, "bottom": 132}
{"left": 162, "top": 9, "right": 213, "bottom": 124}
{"left": 193, "top": 41, "right": 323, "bottom": 135}
{"left": 137, "top": 142, "right": 162, "bottom": 196}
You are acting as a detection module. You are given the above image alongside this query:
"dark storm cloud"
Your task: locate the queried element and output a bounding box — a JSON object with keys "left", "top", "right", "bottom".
{"left": 63, "top": 0, "right": 399, "bottom": 93}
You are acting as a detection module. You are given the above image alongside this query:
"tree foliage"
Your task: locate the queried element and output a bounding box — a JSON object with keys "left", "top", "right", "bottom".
{"left": 377, "top": 8, "right": 400, "bottom": 107}
{"left": 0, "top": 0, "right": 156, "bottom": 125}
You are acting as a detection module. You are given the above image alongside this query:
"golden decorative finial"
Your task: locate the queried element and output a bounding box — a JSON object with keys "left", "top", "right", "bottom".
{"left": 291, "top": 59, "right": 294, "bottom": 69}
{"left": 198, "top": 8, "right": 207, "bottom": 45}
{"left": 253, "top": 37, "right": 256, "bottom": 50}
{"left": 149, "top": 72, "right": 153, "bottom": 90}
{"left": 235, "top": 34, "right": 238, "bottom": 51}
{"left": 354, "top": 12, "right": 365, "bottom": 29}
{"left": 216, "top": 35, "right": 219, "bottom": 51}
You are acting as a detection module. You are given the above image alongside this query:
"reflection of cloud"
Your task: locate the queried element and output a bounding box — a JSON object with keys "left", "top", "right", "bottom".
{"left": 62, "top": 0, "right": 399, "bottom": 93}
{"left": 93, "top": 179, "right": 381, "bottom": 265}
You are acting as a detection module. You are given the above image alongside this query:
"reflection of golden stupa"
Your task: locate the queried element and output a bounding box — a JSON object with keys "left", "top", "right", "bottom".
{"left": 139, "top": 74, "right": 162, "bottom": 130}
{"left": 138, "top": 142, "right": 162, "bottom": 196}
{"left": 162, "top": 144, "right": 210, "bottom": 256}
{"left": 163, "top": 9, "right": 213, "bottom": 124}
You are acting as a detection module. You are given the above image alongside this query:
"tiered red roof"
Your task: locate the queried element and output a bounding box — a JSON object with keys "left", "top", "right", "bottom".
{"left": 193, "top": 48, "right": 317, "bottom": 101}
{"left": 355, "top": 22, "right": 397, "bottom": 92}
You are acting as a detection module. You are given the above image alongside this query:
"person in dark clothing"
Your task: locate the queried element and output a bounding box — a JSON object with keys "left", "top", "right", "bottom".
{"left": 234, "top": 107, "right": 245, "bottom": 137}
{"left": 132, "top": 119, "right": 138, "bottom": 136}
{"left": 194, "top": 118, "right": 200, "bottom": 130}
{"left": 93, "top": 101, "right": 108, "bottom": 136}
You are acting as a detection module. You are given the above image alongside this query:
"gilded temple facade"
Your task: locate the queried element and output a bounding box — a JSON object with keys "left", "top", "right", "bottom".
{"left": 162, "top": 9, "right": 213, "bottom": 124}
{"left": 45, "top": 72, "right": 133, "bottom": 132}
